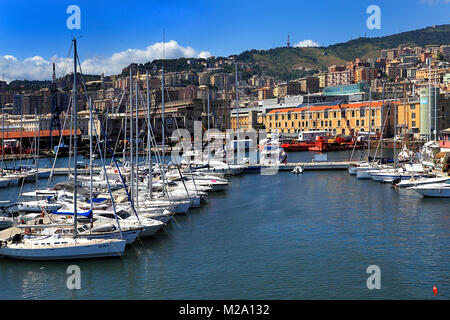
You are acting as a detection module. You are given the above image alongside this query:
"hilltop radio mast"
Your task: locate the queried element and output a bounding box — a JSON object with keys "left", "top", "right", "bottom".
{"left": 287, "top": 33, "right": 291, "bottom": 47}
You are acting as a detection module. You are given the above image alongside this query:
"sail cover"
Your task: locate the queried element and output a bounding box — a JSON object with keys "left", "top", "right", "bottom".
{"left": 51, "top": 210, "right": 93, "bottom": 218}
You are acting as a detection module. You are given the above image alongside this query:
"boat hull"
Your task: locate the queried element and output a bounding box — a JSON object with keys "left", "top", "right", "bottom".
{"left": 410, "top": 187, "right": 450, "bottom": 198}
{"left": 0, "top": 240, "right": 126, "bottom": 260}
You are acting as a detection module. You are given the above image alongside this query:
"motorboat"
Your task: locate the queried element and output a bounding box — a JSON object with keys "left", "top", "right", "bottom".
{"left": 408, "top": 180, "right": 450, "bottom": 197}
{"left": 395, "top": 176, "right": 449, "bottom": 188}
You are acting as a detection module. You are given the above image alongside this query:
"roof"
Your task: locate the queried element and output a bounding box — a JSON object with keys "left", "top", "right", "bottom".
{"left": 0, "top": 129, "right": 81, "bottom": 139}
{"left": 267, "top": 100, "right": 397, "bottom": 114}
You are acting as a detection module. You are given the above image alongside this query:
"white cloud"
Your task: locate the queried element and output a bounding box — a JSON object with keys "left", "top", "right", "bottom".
{"left": 293, "top": 40, "right": 320, "bottom": 48}
{"left": 0, "top": 40, "right": 211, "bottom": 82}
{"left": 198, "top": 51, "right": 212, "bottom": 59}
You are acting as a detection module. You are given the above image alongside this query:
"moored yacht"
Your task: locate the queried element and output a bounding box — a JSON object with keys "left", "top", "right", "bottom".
{"left": 408, "top": 180, "right": 450, "bottom": 197}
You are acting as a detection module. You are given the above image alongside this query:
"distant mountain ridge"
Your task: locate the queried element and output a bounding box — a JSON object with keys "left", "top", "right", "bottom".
{"left": 234, "top": 24, "right": 450, "bottom": 80}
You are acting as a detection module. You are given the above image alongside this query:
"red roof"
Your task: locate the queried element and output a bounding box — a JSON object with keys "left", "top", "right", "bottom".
{"left": 1, "top": 129, "right": 81, "bottom": 139}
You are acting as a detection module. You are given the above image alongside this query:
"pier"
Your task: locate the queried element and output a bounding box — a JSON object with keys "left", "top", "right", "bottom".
{"left": 48, "top": 161, "right": 355, "bottom": 176}
{"left": 243, "top": 161, "right": 356, "bottom": 172}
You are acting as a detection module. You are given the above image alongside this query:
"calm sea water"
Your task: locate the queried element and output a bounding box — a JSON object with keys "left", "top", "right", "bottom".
{"left": 0, "top": 150, "right": 449, "bottom": 300}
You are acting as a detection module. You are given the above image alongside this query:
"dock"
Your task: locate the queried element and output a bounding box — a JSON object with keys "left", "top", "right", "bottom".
{"left": 50, "top": 167, "right": 102, "bottom": 176}
{"left": 243, "top": 161, "right": 356, "bottom": 172}
{"left": 44, "top": 161, "right": 356, "bottom": 176}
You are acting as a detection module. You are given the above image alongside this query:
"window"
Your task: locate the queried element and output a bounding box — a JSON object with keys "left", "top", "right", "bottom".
{"left": 372, "top": 110, "right": 375, "bottom": 117}
{"left": 337, "top": 120, "right": 341, "bottom": 126}
{"left": 412, "top": 121, "right": 416, "bottom": 127}
{"left": 324, "top": 110, "right": 329, "bottom": 119}
{"left": 412, "top": 113, "right": 416, "bottom": 119}
{"left": 361, "top": 120, "right": 364, "bottom": 126}
{"left": 351, "top": 111, "right": 355, "bottom": 117}
{"left": 356, "top": 120, "right": 359, "bottom": 126}
{"left": 410, "top": 104, "right": 415, "bottom": 110}
{"left": 287, "top": 112, "right": 291, "bottom": 120}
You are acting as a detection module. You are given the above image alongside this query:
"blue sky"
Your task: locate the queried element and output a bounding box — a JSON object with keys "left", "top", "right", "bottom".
{"left": 0, "top": 0, "right": 449, "bottom": 81}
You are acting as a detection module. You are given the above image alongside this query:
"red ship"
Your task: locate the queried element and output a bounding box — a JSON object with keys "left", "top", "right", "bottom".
{"left": 281, "top": 140, "right": 315, "bottom": 151}
{"left": 308, "top": 135, "right": 363, "bottom": 152}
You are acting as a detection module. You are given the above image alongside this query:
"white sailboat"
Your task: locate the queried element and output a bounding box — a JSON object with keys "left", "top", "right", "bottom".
{"left": 0, "top": 39, "right": 127, "bottom": 260}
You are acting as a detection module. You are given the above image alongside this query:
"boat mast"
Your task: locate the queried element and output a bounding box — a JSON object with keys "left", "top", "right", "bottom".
{"left": 89, "top": 97, "right": 93, "bottom": 217}
{"left": 36, "top": 110, "right": 41, "bottom": 191}
{"left": 434, "top": 63, "right": 437, "bottom": 141}
{"left": 428, "top": 59, "right": 431, "bottom": 141}
{"left": 235, "top": 63, "right": 240, "bottom": 163}
{"left": 1, "top": 105, "right": 4, "bottom": 172}
{"left": 72, "top": 38, "right": 78, "bottom": 238}
{"left": 368, "top": 91, "right": 372, "bottom": 162}
{"left": 20, "top": 100, "right": 23, "bottom": 169}
{"left": 207, "top": 90, "right": 210, "bottom": 170}
{"left": 161, "top": 30, "right": 165, "bottom": 175}
{"left": 161, "top": 66, "right": 165, "bottom": 175}
{"left": 123, "top": 102, "right": 127, "bottom": 161}
{"left": 393, "top": 89, "right": 397, "bottom": 167}
{"left": 380, "top": 80, "right": 385, "bottom": 162}
{"left": 130, "top": 68, "right": 134, "bottom": 204}
{"left": 146, "top": 70, "right": 152, "bottom": 199}
{"left": 135, "top": 78, "right": 139, "bottom": 208}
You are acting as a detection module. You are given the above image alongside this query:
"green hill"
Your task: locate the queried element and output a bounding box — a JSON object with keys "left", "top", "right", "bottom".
{"left": 235, "top": 24, "right": 450, "bottom": 81}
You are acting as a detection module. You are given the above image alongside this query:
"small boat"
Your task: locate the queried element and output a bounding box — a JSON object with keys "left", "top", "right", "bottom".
{"left": 292, "top": 166, "right": 304, "bottom": 174}
{"left": 17, "top": 200, "right": 63, "bottom": 213}
{"left": 408, "top": 180, "right": 450, "bottom": 198}
{"left": 356, "top": 169, "right": 380, "bottom": 180}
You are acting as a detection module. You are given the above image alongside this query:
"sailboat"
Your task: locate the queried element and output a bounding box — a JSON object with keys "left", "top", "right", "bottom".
{"left": 0, "top": 39, "right": 126, "bottom": 260}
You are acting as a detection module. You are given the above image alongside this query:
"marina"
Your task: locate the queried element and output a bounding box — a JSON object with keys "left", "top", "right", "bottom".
{"left": 0, "top": 151, "right": 449, "bottom": 299}
{"left": 1, "top": 3, "right": 450, "bottom": 304}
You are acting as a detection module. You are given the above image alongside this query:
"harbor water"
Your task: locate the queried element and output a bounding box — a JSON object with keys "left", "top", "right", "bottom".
{"left": 0, "top": 151, "right": 449, "bottom": 299}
